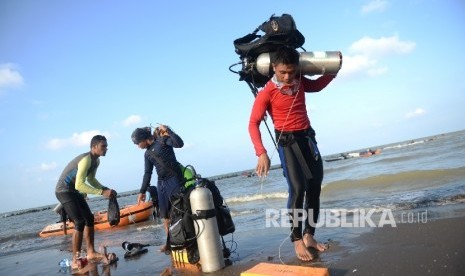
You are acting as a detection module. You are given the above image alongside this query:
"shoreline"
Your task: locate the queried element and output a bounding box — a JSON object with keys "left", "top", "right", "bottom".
{"left": 1, "top": 203, "right": 464, "bottom": 275}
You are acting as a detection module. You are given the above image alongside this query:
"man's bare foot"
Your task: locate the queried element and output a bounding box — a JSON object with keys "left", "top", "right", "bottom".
{"left": 71, "top": 259, "right": 79, "bottom": 270}
{"left": 294, "top": 240, "right": 313, "bottom": 261}
{"left": 303, "top": 233, "right": 327, "bottom": 252}
{"left": 86, "top": 251, "right": 106, "bottom": 261}
{"left": 159, "top": 244, "right": 168, "bottom": 252}
{"left": 72, "top": 262, "right": 97, "bottom": 274}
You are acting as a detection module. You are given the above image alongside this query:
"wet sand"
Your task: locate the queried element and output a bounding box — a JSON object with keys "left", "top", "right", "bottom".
{"left": 328, "top": 216, "right": 465, "bottom": 275}
{"left": 1, "top": 204, "right": 464, "bottom": 275}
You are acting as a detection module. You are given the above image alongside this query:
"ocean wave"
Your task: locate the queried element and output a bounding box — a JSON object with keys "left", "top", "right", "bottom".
{"left": 324, "top": 163, "right": 356, "bottom": 174}
{"left": 0, "top": 231, "right": 39, "bottom": 244}
{"left": 322, "top": 167, "right": 465, "bottom": 194}
{"left": 230, "top": 209, "right": 260, "bottom": 217}
{"left": 322, "top": 193, "right": 465, "bottom": 215}
{"left": 369, "top": 154, "right": 417, "bottom": 165}
{"left": 382, "top": 139, "right": 429, "bottom": 150}
{"left": 226, "top": 192, "right": 288, "bottom": 204}
{"left": 392, "top": 193, "right": 465, "bottom": 210}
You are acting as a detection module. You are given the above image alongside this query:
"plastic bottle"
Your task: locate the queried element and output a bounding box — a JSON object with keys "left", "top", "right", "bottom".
{"left": 59, "top": 258, "right": 70, "bottom": 267}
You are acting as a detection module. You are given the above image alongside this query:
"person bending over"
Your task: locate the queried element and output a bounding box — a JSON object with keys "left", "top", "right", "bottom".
{"left": 55, "top": 135, "right": 117, "bottom": 269}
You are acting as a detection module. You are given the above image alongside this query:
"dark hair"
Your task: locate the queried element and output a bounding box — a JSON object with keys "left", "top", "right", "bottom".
{"left": 131, "top": 127, "right": 153, "bottom": 144}
{"left": 271, "top": 46, "right": 300, "bottom": 66}
{"left": 90, "top": 135, "right": 107, "bottom": 148}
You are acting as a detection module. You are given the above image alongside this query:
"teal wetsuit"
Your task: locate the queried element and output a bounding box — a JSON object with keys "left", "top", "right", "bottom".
{"left": 55, "top": 152, "right": 107, "bottom": 231}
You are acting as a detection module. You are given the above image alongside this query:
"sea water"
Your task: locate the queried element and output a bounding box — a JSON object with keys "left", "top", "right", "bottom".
{"left": 1, "top": 130, "right": 464, "bottom": 260}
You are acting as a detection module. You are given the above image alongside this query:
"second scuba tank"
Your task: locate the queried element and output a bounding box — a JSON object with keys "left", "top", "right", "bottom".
{"left": 256, "top": 51, "right": 342, "bottom": 76}
{"left": 189, "top": 185, "right": 225, "bottom": 273}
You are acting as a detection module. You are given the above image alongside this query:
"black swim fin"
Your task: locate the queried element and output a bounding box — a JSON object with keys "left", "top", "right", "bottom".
{"left": 122, "top": 241, "right": 150, "bottom": 251}
{"left": 123, "top": 248, "right": 148, "bottom": 258}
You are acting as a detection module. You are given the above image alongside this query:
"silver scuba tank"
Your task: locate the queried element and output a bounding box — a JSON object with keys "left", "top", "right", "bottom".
{"left": 256, "top": 51, "right": 342, "bottom": 76}
{"left": 189, "top": 185, "right": 225, "bottom": 272}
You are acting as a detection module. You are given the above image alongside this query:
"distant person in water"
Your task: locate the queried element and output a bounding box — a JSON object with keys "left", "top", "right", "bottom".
{"left": 248, "top": 46, "right": 338, "bottom": 261}
{"left": 131, "top": 124, "right": 184, "bottom": 251}
{"left": 55, "top": 135, "right": 117, "bottom": 269}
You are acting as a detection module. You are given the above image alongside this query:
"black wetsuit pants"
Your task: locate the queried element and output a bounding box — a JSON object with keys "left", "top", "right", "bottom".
{"left": 276, "top": 128, "right": 323, "bottom": 242}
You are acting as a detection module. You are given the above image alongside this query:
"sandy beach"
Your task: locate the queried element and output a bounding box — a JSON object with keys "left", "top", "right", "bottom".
{"left": 1, "top": 204, "right": 464, "bottom": 275}
{"left": 328, "top": 209, "right": 465, "bottom": 275}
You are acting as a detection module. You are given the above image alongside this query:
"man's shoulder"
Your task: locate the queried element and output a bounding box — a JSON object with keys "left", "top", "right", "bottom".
{"left": 257, "top": 81, "right": 276, "bottom": 98}
{"left": 71, "top": 152, "right": 89, "bottom": 162}
{"left": 75, "top": 152, "right": 92, "bottom": 165}
{"left": 262, "top": 80, "right": 277, "bottom": 91}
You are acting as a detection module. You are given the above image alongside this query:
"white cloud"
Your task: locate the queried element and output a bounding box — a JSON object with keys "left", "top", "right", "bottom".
{"left": 122, "top": 115, "right": 142, "bottom": 127}
{"left": 46, "top": 130, "right": 109, "bottom": 150}
{"left": 367, "top": 66, "right": 388, "bottom": 76}
{"left": 339, "top": 54, "right": 376, "bottom": 76}
{"left": 361, "top": 0, "right": 388, "bottom": 14}
{"left": 0, "top": 63, "right": 24, "bottom": 91}
{"left": 339, "top": 35, "right": 415, "bottom": 78}
{"left": 350, "top": 35, "right": 416, "bottom": 58}
{"left": 40, "top": 162, "right": 57, "bottom": 171}
{"left": 405, "top": 108, "right": 426, "bottom": 118}
{"left": 46, "top": 138, "right": 67, "bottom": 150}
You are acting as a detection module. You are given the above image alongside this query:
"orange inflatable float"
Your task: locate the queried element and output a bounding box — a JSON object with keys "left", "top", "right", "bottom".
{"left": 39, "top": 201, "right": 154, "bottom": 238}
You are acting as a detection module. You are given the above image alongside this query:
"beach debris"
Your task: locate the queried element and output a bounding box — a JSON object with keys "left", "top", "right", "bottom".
{"left": 58, "top": 258, "right": 71, "bottom": 273}
{"left": 325, "top": 239, "right": 333, "bottom": 249}
{"left": 76, "top": 257, "right": 88, "bottom": 269}
{"left": 59, "top": 258, "right": 70, "bottom": 267}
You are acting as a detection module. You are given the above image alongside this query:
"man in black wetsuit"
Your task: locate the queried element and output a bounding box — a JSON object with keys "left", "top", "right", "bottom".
{"left": 131, "top": 124, "right": 184, "bottom": 251}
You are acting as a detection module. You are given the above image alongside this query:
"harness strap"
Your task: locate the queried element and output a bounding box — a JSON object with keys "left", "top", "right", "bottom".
{"left": 191, "top": 209, "right": 216, "bottom": 220}
{"left": 277, "top": 128, "right": 318, "bottom": 180}
{"left": 290, "top": 141, "right": 313, "bottom": 180}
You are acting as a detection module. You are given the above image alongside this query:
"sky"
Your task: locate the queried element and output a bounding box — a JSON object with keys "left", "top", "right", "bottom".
{"left": 1, "top": 0, "right": 464, "bottom": 213}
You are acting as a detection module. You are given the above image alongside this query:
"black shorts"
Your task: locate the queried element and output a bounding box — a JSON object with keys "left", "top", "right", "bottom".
{"left": 56, "top": 191, "right": 94, "bottom": 231}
